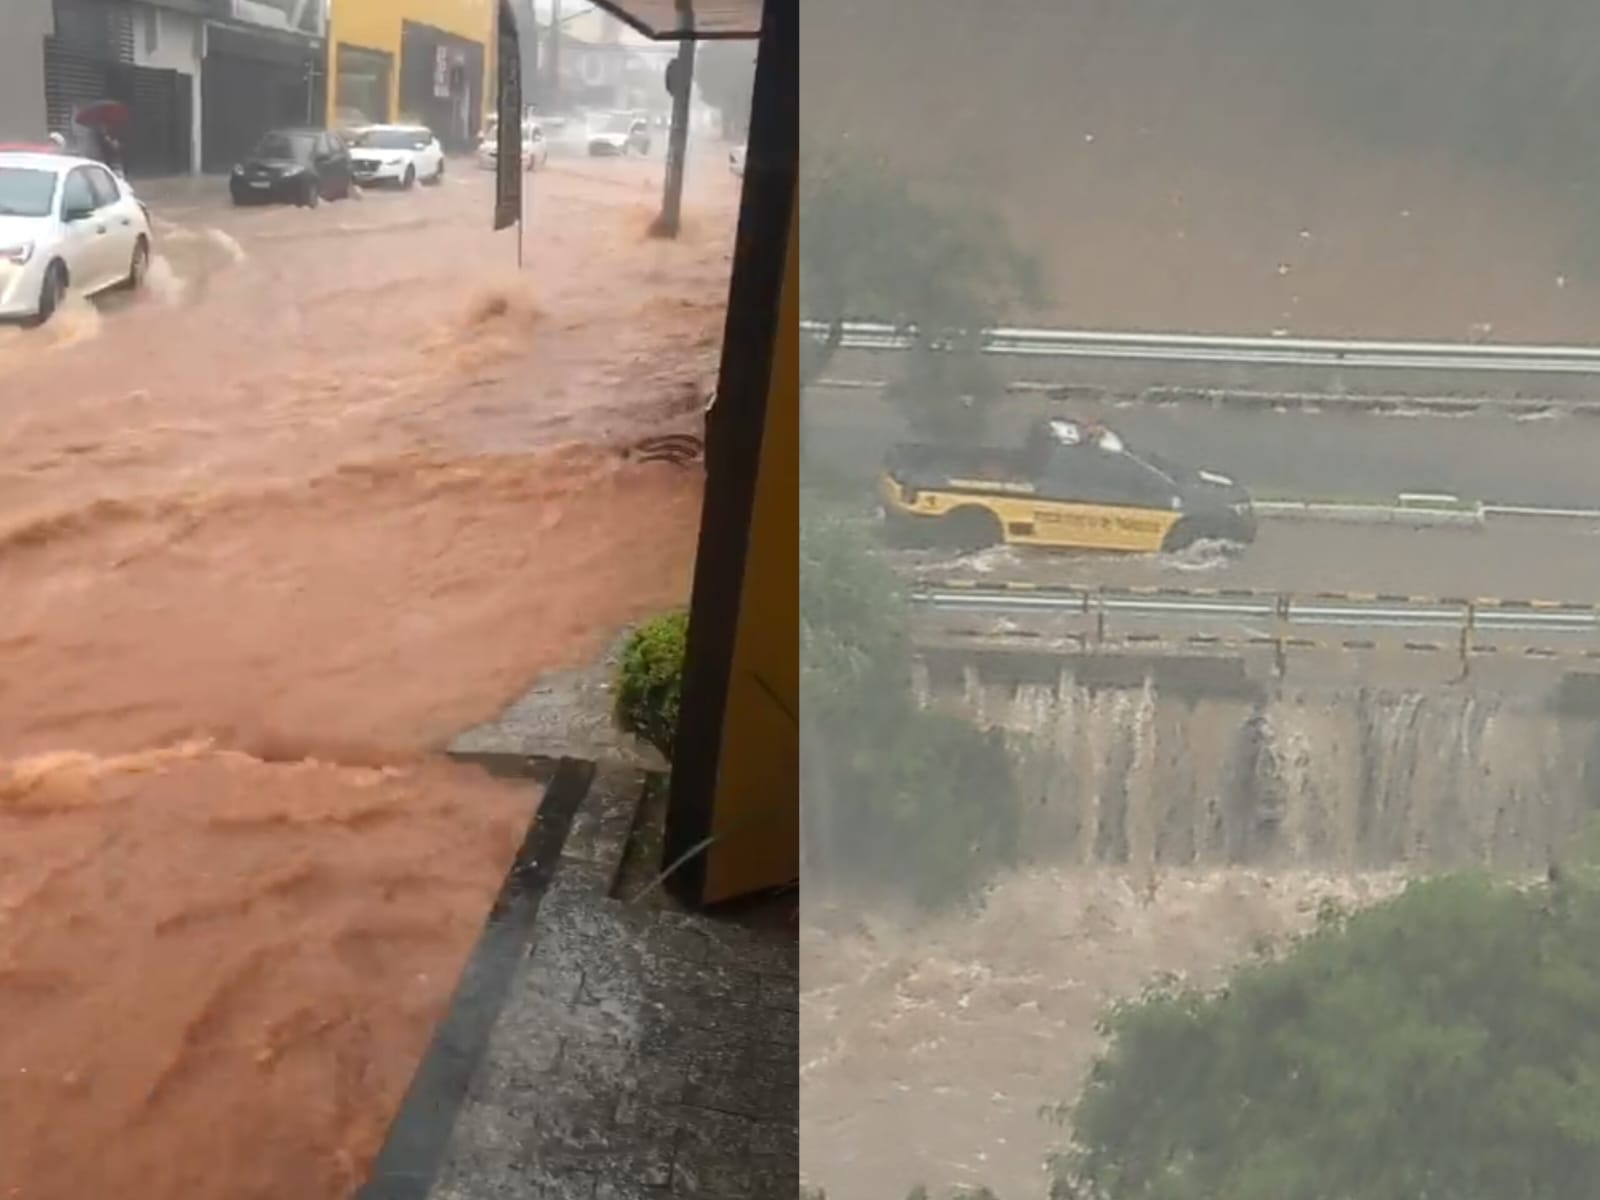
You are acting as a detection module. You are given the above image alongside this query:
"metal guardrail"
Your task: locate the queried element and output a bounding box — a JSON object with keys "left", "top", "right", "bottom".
{"left": 910, "top": 580, "right": 1600, "bottom": 669}
{"left": 803, "top": 319, "right": 1600, "bottom": 376}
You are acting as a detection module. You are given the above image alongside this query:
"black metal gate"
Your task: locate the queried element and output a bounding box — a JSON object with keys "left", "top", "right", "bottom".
{"left": 202, "top": 24, "right": 324, "bottom": 173}
{"left": 43, "top": 39, "right": 111, "bottom": 135}
{"left": 399, "top": 21, "right": 485, "bottom": 152}
{"left": 117, "top": 64, "right": 192, "bottom": 176}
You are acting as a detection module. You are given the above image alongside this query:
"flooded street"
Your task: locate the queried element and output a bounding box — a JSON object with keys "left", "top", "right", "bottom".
{"left": 0, "top": 154, "right": 737, "bottom": 1199}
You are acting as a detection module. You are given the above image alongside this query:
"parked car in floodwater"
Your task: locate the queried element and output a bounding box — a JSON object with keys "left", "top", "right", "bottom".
{"left": 349, "top": 124, "right": 445, "bottom": 189}
{"left": 230, "top": 128, "right": 353, "bottom": 208}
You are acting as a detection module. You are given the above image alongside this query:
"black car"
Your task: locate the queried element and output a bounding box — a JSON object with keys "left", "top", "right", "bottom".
{"left": 229, "top": 128, "right": 353, "bottom": 207}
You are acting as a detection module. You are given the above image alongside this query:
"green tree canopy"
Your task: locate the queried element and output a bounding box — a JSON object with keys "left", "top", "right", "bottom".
{"left": 800, "top": 503, "right": 1019, "bottom": 907}
{"left": 799, "top": 146, "right": 1041, "bottom": 439}
{"left": 1054, "top": 863, "right": 1600, "bottom": 1200}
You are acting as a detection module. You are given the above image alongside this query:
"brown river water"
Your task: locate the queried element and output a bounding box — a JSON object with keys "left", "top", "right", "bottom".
{"left": 0, "top": 153, "right": 737, "bottom": 1198}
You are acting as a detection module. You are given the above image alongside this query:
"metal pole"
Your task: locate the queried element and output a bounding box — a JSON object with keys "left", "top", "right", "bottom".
{"left": 547, "top": 0, "right": 561, "bottom": 110}
{"left": 651, "top": 6, "right": 695, "bottom": 238}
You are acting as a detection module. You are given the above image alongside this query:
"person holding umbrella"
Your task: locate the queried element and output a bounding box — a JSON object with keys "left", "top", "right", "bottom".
{"left": 72, "top": 99, "right": 130, "bottom": 176}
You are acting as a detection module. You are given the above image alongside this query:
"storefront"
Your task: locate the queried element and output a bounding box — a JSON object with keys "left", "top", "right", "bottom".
{"left": 0, "top": 0, "right": 52, "bottom": 143}
{"left": 43, "top": 0, "right": 197, "bottom": 177}
{"left": 201, "top": 18, "right": 325, "bottom": 172}
{"left": 326, "top": 0, "right": 491, "bottom": 148}
{"left": 398, "top": 20, "right": 484, "bottom": 150}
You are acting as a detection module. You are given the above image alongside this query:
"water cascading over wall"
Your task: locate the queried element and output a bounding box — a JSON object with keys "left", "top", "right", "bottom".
{"left": 919, "top": 659, "right": 1600, "bottom": 872}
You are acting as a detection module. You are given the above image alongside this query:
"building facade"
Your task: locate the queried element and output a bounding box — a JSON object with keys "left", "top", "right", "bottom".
{"left": 328, "top": 0, "right": 492, "bottom": 151}
{"left": 0, "top": 0, "right": 54, "bottom": 143}
{"left": 199, "top": 0, "right": 328, "bottom": 172}
{"left": 3, "top": 0, "right": 325, "bottom": 176}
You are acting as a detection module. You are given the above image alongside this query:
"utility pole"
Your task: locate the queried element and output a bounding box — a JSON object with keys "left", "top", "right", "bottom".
{"left": 547, "top": 0, "right": 562, "bottom": 112}
{"left": 651, "top": 33, "right": 694, "bottom": 238}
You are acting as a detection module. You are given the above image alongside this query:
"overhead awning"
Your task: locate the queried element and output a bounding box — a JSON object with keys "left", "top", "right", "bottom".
{"left": 586, "top": 0, "right": 762, "bottom": 40}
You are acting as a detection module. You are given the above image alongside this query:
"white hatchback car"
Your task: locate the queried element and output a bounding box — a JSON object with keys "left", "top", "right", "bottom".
{"left": 0, "top": 151, "right": 151, "bottom": 325}
{"left": 476, "top": 117, "right": 548, "bottom": 172}
{"left": 347, "top": 124, "right": 446, "bottom": 189}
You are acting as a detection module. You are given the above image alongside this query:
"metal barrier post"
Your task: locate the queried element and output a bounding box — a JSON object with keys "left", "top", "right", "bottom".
{"left": 1458, "top": 601, "right": 1475, "bottom": 680}
{"left": 1274, "top": 592, "right": 1290, "bottom": 678}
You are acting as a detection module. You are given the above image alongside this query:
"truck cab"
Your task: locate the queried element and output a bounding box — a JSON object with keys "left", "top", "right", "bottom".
{"left": 880, "top": 417, "right": 1255, "bottom": 553}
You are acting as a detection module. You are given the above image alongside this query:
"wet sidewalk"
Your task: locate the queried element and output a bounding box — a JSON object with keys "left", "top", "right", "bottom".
{"left": 357, "top": 759, "right": 798, "bottom": 1200}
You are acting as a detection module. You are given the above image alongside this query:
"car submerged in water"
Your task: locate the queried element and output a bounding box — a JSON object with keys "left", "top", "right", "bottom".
{"left": 879, "top": 416, "right": 1256, "bottom": 553}
{"left": 229, "top": 128, "right": 353, "bottom": 208}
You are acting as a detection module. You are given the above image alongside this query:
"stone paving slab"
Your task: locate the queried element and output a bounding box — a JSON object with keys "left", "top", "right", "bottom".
{"left": 365, "top": 761, "right": 797, "bottom": 1200}
{"left": 449, "top": 634, "right": 668, "bottom": 774}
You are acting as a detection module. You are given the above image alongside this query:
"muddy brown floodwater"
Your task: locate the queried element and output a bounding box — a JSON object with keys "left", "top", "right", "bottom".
{"left": 0, "top": 152, "right": 738, "bottom": 1199}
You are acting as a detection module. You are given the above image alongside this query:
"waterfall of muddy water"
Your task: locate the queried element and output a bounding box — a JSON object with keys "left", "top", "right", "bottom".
{"left": 985, "top": 680, "right": 1600, "bottom": 872}
{"left": 802, "top": 676, "right": 1600, "bottom": 1199}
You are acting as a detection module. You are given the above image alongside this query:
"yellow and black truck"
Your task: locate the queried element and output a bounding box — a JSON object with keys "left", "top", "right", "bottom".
{"left": 879, "top": 417, "right": 1256, "bottom": 553}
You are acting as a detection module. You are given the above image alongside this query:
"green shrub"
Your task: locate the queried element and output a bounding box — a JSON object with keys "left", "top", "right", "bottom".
{"left": 614, "top": 611, "right": 688, "bottom": 760}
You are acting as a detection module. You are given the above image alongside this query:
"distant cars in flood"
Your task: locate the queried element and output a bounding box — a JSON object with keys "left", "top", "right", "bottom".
{"left": 230, "top": 128, "right": 353, "bottom": 207}
{"left": 0, "top": 150, "right": 152, "bottom": 325}
{"left": 586, "top": 112, "right": 651, "bottom": 157}
{"left": 476, "top": 115, "right": 548, "bottom": 172}
{"left": 347, "top": 124, "right": 446, "bottom": 189}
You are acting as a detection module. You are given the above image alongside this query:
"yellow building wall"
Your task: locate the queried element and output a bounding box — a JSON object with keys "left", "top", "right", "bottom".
{"left": 701, "top": 205, "right": 800, "bottom": 904}
{"left": 327, "top": 0, "right": 495, "bottom": 126}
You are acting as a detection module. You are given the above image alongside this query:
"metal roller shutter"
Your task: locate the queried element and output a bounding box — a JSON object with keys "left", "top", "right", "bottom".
{"left": 43, "top": 38, "right": 111, "bottom": 135}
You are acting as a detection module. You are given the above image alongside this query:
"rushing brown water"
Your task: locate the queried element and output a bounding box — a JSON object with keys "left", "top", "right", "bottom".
{"left": 802, "top": 675, "right": 1591, "bottom": 1198}
{"left": 0, "top": 153, "right": 736, "bottom": 1198}
{"left": 801, "top": 867, "right": 1406, "bottom": 1200}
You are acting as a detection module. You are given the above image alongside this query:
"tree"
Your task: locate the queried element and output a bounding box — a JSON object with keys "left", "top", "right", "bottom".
{"left": 696, "top": 41, "right": 757, "bottom": 138}
{"left": 799, "top": 145, "right": 1041, "bottom": 440}
{"left": 1051, "top": 857, "right": 1600, "bottom": 1200}
{"left": 800, "top": 502, "right": 1019, "bottom": 908}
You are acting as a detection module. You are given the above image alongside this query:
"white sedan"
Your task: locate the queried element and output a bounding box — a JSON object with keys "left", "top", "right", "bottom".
{"left": 0, "top": 151, "right": 151, "bottom": 325}
{"left": 348, "top": 124, "right": 446, "bottom": 189}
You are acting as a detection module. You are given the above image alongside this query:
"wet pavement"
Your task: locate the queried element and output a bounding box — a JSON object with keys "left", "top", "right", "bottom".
{"left": 0, "top": 147, "right": 741, "bottom": 1200}
{"left": 358, "top": 761, "right": 798, "bottom": 1200}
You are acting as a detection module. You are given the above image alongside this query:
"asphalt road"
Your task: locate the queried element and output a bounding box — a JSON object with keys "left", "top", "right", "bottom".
{"left": 883, "top": 520, "right": 1600, "bottom": 608}
{"left": 805, "top": 384, "right": 1600, "bottom": 509}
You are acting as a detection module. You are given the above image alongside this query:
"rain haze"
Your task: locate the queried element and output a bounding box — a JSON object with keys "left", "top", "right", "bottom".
{"left": 800, "top": 2, "right": 1600, "bottom": 1198}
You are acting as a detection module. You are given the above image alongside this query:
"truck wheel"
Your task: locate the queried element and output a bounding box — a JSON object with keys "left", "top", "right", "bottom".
{"left": 1161, "top": 519, "right": 1213, "bottom": 553}
{"left": 940, "top": 507, "right": 1002, "bottom": 551}
{"left": 881, "top": 510, "right": 926, "bottom": 548}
